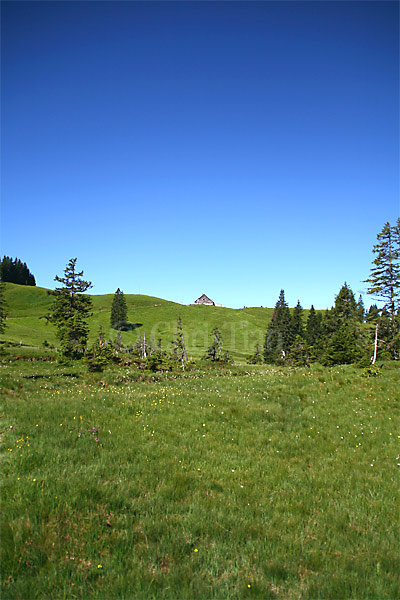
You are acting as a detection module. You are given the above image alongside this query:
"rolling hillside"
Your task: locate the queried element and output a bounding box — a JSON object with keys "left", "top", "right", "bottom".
{"left": 2, "top": 283, "right": 274, "bottom": 361}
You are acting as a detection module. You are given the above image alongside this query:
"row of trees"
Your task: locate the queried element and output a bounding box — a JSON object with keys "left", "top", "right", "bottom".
{"left": 0, "top": 256, "right": 36, "bottom": 286}
{"left": 260, "top": 283, "right": 398, "bottom": 367}
{"left": 260, "top": 219, "right": 399, "bottom": 366}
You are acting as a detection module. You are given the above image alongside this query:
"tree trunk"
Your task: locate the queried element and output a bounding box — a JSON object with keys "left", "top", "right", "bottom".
{"left": 372, "top": 323, "right": 379, "bottom": 365}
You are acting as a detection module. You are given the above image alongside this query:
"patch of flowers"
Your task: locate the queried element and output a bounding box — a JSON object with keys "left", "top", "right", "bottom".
{"left": 77, "top": 425, "right": 101, "bottom": 443}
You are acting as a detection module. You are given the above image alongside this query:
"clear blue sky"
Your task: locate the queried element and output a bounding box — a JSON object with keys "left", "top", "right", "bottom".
{"left": 1, "top": 1, "right": 399, "bottom": 309}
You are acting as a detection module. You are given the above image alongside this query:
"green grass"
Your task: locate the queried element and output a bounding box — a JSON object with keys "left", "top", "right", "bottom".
{"left": 1, "top": 359, "right": 399, "bottom": 599}
{"left": 3, "top": 283, "right": 273, "bottom": 361}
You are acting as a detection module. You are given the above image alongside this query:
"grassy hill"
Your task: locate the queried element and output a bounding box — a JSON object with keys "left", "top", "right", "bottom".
{"left": 2, "top": 283, "right": 274, "bottom": 361}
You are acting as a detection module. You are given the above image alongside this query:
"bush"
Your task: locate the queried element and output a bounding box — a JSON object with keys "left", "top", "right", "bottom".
{"left": 84, "top": 339, "right": 117, "bottom": 372}
{"left": 362, "top": 364, "right": 382, "bottom": 378}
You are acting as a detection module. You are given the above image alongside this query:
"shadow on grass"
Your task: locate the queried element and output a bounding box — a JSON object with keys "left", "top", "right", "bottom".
{"left": 116, "top": 323, "right": 143, "bottom": 331}
{"left": 23, "top": 373, "right": 79, "bottom": 379}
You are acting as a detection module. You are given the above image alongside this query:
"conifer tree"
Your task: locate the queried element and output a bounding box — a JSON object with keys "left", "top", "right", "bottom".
{"left": 110, "top": 288, "right": 128, "bottom": 330}
{"left": 366, "top": 304, "right": 379, "bottom": 322}
{"left": 264, "top": 290, "right": 292, "bottom": 364}
{"left": 171, "top": 316, "right": 188, "bottom": 367}
{"left": 356, "top": 295, "right": 365, "bottom": 322}
{"left": 249, "top": 344, "right": 263, "bottom": 364}
{"left": 305, "top": 305, "right": 322, "bottom": 348}
{"left": 374, "top": 307, "right": 400, "bottom": 360}
{"left": 321, "top": 283, "right": 365, "bottom": 365}
{"left": 364, "top": 219, "right": 400, "bottom": 319}
{"left": 288, "top": 335, "right": 311, "bottom": 367}
{"left": 47, "top": 258, "right": 92, "bottom": 360}
{"left": 333, "top": 282, "right": 358, "bottom": 323}
{"left": 291, "top": 300, "right": 305, "bottom": 339}
{"left": 322, "top": 323, "right": 361, "bottom": 366}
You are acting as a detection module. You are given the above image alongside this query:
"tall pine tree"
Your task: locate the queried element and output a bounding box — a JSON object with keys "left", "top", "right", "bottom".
{"left": 333, "top": 282, "right": 358, "bottom": 323}
{"left": 306, "top": 305, "right": 322, "bottom": 347}
{"left": 364, "top": 219, "right": 400, "bottom": 319}
{"left": 110, "top": 288, "right": 128, "bottom": 330}
{"left": 291, "top": 300, "right": 305, "bottom": 339}
{"left": 356, "top": 295, "right": 365, "bottom": 322}
{"left": 264, "top": 290, "right": 292, "bottom": 364}
{"left": 47, "top": 258, "right": 92, "bottom": 360}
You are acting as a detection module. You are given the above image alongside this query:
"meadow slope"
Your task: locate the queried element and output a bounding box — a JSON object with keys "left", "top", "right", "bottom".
{"left": 3, "top": 283, "right": 274, "bottom": 361}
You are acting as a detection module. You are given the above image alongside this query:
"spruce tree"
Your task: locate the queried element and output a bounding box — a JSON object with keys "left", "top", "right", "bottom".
{"left": 364, "top": 219, "right": 400, "bottom": 319}
{"left": 356, "top": 295, "right": 365, "bottom": 322}
{"left": 249, "top": 344, "right": 263, "bottom": 364}
{"left": 110, "top": 288, "right": 128, "bottom": 330}
{"left": 322, "top": 323, "right": 361, "bottom": 366}
{"left": 321, "top": 283, "right": 365, "bottom": 365}
{"left": 264, "top": 290, "right": 292, "bottom": 364}
{"left": 291, "top": 300, "right": 305, "bottom": 339}
{"left": 375, "top": 307, "right": 400, "bottom": 360}
{"left": 171, "top": 316, "right": 188, "bottom": 367}
{"left": 366, "top": 304, "right": 379, "bottom": 322}
{"left": 333, "top": 282, "right": 358, "bottom": 323}
{"left": 47, "top": 258, "right": 92, "bottom": 360}
{"left": 306, "top": 305, "right": 322, "bottom": 348}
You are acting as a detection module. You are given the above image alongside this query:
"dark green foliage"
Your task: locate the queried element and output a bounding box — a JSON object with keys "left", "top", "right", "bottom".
{"left": 333, "top": 282, "right": 358, "bottom": 323}
{"left": 320, "top": 283, "right": 367, "bottom": 366}
{"left": 305, "top": 305, "right": 322, "bottom": 349}
{"left": 356, "top": 295, "right": 365, "bottom": 322}
{"left": 361, "top": 363, "right": 382, "bottom": 378}
{"left": 147, "top": 349, "right": 172, "bottom": 372}
{"left": 288, "top": 335, "right": 311, "bottom": 367}
{"left": 264, "top": 290, "right": 292, "bottom": 364}
{"left": 47, "top": 258, "right": 93, "bottom": 360}
{"left": 291, "top": 300, "right": 305, "bottom": 339}
{"left": 248, "top": 344, "right": 263, "bottom": 364}
{"left": 84, "top": 330, "right": 117, "bottom": 372}
{"left": 376, "top": 308, "right": 400, "bottom": 360}
{"left": 364, "top": 219, "right": 400, "bottom": 318}
{"left": 110, "top": 288, "right": 128, "bottom": 330}
{"left": 0, "top": 279, "right": 7, "bottom": 335}
{"left": 204, "top": 327, "right": 223, "bottom": 361}
{"left": 0, "top": 256, "right": 36, "bottom": 286}
{"left": 322, "top": 323, "right": 362, "bottom": 366}
{"left": 366, "top": 304, "right": 380, "bottom": 322}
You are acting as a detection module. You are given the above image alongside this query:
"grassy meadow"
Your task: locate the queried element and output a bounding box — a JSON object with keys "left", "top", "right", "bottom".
{"left": 1, "top": 356, "right": 399, "bottom": 599}
{"left": 2, "top": 283, "right": 272, "bottom": 362}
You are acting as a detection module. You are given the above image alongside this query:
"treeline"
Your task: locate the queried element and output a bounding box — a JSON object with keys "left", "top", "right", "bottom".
{"left": 0, "top": 256, "right": 36, "bottom": 286}
{"left": 257, "top": 218, "right": 400, "bottom": 367}
{"left": 254, "top": 283, "right": 398, "bottom": 367}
